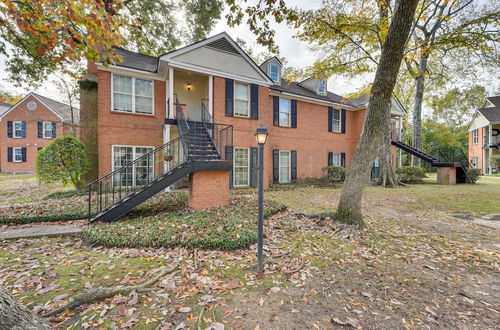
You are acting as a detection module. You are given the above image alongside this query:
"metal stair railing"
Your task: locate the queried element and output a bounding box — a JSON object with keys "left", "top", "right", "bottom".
{"left": 200, "top": 98, "right": 233, "bottom": 159}
{"left": 87, "top": 128, "right": 197, "bottom": 222}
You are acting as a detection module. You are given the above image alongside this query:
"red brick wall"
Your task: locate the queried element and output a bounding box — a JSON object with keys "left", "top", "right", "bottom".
{"left": 212, "top": 76, "right": 366, "bottom": 185}
{"left": 188, "top": 170, "right": 230, "bottom": 209}
{"left": 96, "top": 71, "right": 166, "bottom": 176}
{"left": 0, "top": 95, "right": 68, "bottom": 172}
{"left": 469, "top": 127, "right": 484, "bottom": 173}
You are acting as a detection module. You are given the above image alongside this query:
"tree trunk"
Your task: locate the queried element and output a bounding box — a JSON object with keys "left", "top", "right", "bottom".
{"left": 377, "top": 121, "right": 399, "bottom": 187}
{"left": 335, "top": 0, "right": 419, "bottom": 226}
{"left": 0, "top": 285, "right": 52, "bottom": 330}
{"left": 411, "top": 54, "right": 428, "bottom": 166}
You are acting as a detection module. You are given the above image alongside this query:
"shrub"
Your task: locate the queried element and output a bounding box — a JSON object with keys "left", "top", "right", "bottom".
{"left": 83, "top": 198, "right": 286, "bottom": 250}
{"left": 489, "top": 154, "right": 500, "bottom": 172}
{"left": 36, "top": 136, "right": 89, "bottom": 189}
{"left": 466, "top": 168, "right": 481, "bottom": 184}
{"left": 322, "top": 165, "right": 347, "bottom": 182}
{"left": 395, "top": 166, "right": 425, "bottom": 183}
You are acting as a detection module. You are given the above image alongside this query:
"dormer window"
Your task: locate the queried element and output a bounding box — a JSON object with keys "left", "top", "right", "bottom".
{"left": 318, "top": 80, "right": 326, "bottom": 94}
{"left": 270, "top": 64, "right": 280, "bottom": 83}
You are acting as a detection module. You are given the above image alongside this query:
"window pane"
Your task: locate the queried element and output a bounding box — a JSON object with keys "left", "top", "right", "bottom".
{"left": 270, "top": 65, "right": 279, "bottom": 82}
{"left": 234, "top": 148, "right": 249, "bottom": 186}
{"left": 113, "top": 75, "right": 132, "bottom": 94}
{"left": 114, "top": 93, "right": 133, "bottom": 112}
{"left": 333, "top": 109, "right": 340, "bottom": 120}
{"left": 113, "top": 147, "right": 133, "bottom": 186}
{"left": 14, "top": 122, "right": 22, "bottom": 136}
{"left": 135, "top": 147, "right": 154, "bottom": 186}
{"left": 135, "top": 96, "right": 153, "bottom": 114}
{"left": 234, "top": 100, "right": 249, "bottom": 116}
{"left": 332, "top": 121, "right": 340, "bottom": 132}
{"left": 135, "top": 79, "right": 152, "bottom": 97}
{"left": 14, "top": 148, "right": 22, "bottom": 161}
{"left": 235, "top": 83, "right": 248, "bottom": 100}
{"left": 318, "top": 80, "right": 326, "bottom": 92}
{"left": 279, "top": 151, "right": 290, "bottom": 183}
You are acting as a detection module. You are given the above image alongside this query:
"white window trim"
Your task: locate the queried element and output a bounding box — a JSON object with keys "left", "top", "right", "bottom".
{"left": 13, "top": 121, "right": 23, "bottom": 138}
{"left": 278, "top": 97, "right": 291, "bottom": 127}
{"left": 330, "top": 152, "right": 341, "bottom": 167}
{"left": 269, "top": 63, "right": 280, "bottom": 84}
{"left": 279, "top": 150, "right": 291, "bottom": 183}
{"left": 472, "top": 156, "right": 478, "bottom": 168}
{"left": 233, "top": 147, "right": 250, "bottom": 187}
{"left": 472, "top": 129, "right": 479, "bottom": 145}
{"left": 331, "top": 109, "right": 341, "bottom": 133}
{"left": 13, "top": 147, "right": 23, "bottom": 162}
{"left": 233, "top": 82, "right": 250, "bottom": 118}
{"left": 111, "top": 73, "right": 155, "bottom": 116}
{"left": 42, "top": 121, "right": 54, "bottom": 139}
{"left": 112, "top": 145, "right": 155, "bottom": 187}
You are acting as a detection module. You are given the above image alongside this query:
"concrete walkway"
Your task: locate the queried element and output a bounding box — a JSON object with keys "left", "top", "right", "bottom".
{"left": 0, "top": 224, "right": 83, "bottom": 240}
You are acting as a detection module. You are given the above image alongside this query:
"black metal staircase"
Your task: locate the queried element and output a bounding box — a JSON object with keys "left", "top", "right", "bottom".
{"left": 87, "top": 99, "right": 232, "bottom": 223}
{"left": 391, "top": 140, "right": 471, "bottom": 183}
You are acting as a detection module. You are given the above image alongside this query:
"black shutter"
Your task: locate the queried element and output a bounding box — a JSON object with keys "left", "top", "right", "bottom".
{"left": 21, "top": 147, "right": 26, "bottom": 162}
{"left": 273, "top": 96, "right": 279, "bottom": 126}
{"left": 250, "top": 147, "right": 258, "bottom": 187}
{"left": 7, "top": 121, "right": 13, "bottom": 138}
{"left": 21, "top": 121, "right": 26, "bottom": 138}
{"left": 225, "top": 146, "right": 233, "bottom": 187}
{"left": 52, "top": 122, "right": 57, "bottom": 138}
{"left": 328, "top": 152, "right": 333, "bottom": 166}
{"left": 7, "top": 147, "right": 12, "bottom": 162}
{"left": 38, "top": 121, "right": 43, "bottom": 138}
{"left": 291, "top": 150, "right": 297, "bottom": 183}
{"left": 341, "top": 109, "right": 346, "bottom": 134}
{"left": 225, "top": 79, "right": 234, "bottom": 116}
{"left": 291, "top": 99, "right": 297, "bottom": 128}
{"left": 328, "top": 107, "right": 333, "bottom": 132}
{"left": 341, "top": 152, "right": 346, "bottom": 168}
{"left": 273, "top": 149, "right": 279, "bottom": 183}
{"left": 250, "top": 84, "right": 258, "bottom": 120}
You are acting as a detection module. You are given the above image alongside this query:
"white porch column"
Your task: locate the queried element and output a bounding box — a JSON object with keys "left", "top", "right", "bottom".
{"left": 208, "top": 75, "right": 214, "bottom": 118}
{"left": 163, "top": 124, "right": 171, "bottom": 191}
{"left": 169, "top": 67, "right": 174, "bottom": 118}
{"left": 488, "top": 123, "right": 493, "bottom": 175}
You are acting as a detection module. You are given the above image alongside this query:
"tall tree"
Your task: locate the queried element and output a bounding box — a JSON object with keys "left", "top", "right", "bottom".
{"left": 0, "top": 0, "right": 224, "bottom": 86}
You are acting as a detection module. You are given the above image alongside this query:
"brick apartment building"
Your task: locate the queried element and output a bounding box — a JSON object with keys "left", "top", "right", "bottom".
{"left": 0, "top": 93, "right": 78, "bottom": 172}
{"left": 81, "top": 32, "right": 405, "bottom": 221}
{"left": 468, "top": 96, "right": 500, "bottom": 175}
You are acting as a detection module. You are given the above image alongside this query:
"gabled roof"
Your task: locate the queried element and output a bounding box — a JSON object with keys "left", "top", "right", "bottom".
{"left": 270, "top": 80, "right": 351, "bottom": 106}
{"left": 478, "top": 107, "right": 500, "bottom": 122}
{"left": 0, "top": 92, "right": 79, "bottom": 124}
{"left": 0, "top": 101, "right": 12, "bottom": 117}
{"left": 260, "top": 56, "right": 283, "bottom": 68}
{"left": 113, "top": 48, "right": 159, "bottom": 73}
{"left": 347, "top": 92, "right": 407, "bottom": 115}
{"left": 486, "top": 96, "right": 500, "bottom": 107}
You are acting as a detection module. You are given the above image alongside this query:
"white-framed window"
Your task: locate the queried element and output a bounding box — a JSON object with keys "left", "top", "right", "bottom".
{"left": 270, "top": 64, "right": 280, "bottom": 83}
{"left": 331, "top": 109, "right": 341, "bottom": 132}
{"left": 112, "top": 74, "right": 153, "bottom": 114}
{"left": 472, "top": 129, "right": 479, "bottom": 144}
{"left": 318, "top": 80, "right": 326, "bottom": 94}
{"left": 279, "top": 97, "right": 291, "bottom": 127}
{"left": 112, "top": 146, "right": 154, "bottom": 187}
{"left": 43, "top": 122, "right": 54, "bottom": 138}
{"left": 233, "top": 147, "right": 250, "bottom": 187}
{"left": 234, "top": 82, "right": 250, "bottom": 117}
{"left": 472, "top": 156, "right": 478, "bottom": 168}
{"left": 279, "top": 150, "right": 291, "bottom": 183}
{"left": 330, "top": 152, "right": 340, "bottom": 167}
{"left": 13, "top": 147, "right": 23, "bottom": 162}
{"left": 13, "top": 121, "right": 23, "bottom": 138}
{"left": 373, "top": 156, "right": 379, "bottom": 168}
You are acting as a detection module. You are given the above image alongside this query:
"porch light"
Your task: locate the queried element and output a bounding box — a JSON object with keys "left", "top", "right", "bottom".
{"left": 186, "top": 83, "right": 191, "bottom": 91}
{"left": 255, "top": 125, "right": 268, "bottom": 145}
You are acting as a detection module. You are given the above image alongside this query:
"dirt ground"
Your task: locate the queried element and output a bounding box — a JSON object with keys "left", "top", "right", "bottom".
{"left": 0, "top": 176, "right": 499, "bottom": 329}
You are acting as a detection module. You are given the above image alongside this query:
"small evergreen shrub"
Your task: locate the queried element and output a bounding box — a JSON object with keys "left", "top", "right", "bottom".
{"left": 466, "top": 168, "right": 481, "bottom": 184}
{"left": 395, "top": 166, "right": 425, "bottom": 183}
{"left": 489, "top": 154, "right": 500, "bottom": 173}
{"left": 322, "top": 165, "right": 347, "bottom": 182}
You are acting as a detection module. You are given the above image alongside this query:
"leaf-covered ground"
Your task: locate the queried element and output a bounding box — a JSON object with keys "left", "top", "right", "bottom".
{"left": 0, "top": 176, "right": 499, "bottom": 329}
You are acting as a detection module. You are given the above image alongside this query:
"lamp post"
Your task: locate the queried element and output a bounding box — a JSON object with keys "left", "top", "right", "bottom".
{"left": 255, "top": 125, "right": 268, "bottom": 273}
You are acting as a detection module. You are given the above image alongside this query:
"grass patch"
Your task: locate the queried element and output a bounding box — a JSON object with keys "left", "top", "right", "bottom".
{"left": 42, "top": 189, "right": 88, "bottom": 200}
{"left": 0, "top": 192, "right": 188, "bottom": 225}
{"left": 83, "top": 198, "right": 286, "bottom": 250}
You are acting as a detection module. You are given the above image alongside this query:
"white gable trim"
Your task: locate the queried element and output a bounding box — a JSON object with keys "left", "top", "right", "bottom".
{"left": 0, "top": 92, "right": 64, "bottom": 121}
{"left": 468, "top": 110, "right": 490, "bottom": 132}
{"left": 160, "top": 32, "right": 273, "bottom": 84}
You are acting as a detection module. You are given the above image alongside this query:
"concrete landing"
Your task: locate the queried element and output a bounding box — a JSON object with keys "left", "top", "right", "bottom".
{"left": 0, "top": 225, "right": 83, "bottom": 240}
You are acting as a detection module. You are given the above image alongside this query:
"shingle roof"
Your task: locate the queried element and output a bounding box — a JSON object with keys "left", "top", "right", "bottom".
{"left": 33, "top": 93, "right": 79, "bottom": 124}
{"left": 0, "top": 101, "right": 12, "bottom": 117}
{"left": 113, "top": 48, "right": 159, "bottom": 73}
{"left": 478, "top": 107, "right": 500, "bottom": 122}
{"left": 270, "top": 80, "right": 351, "bottom": 106}
{"left": 486, "top": 96, "right": 500, "bottom": 107}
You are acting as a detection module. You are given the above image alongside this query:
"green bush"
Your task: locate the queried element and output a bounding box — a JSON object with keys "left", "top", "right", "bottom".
{"left": 466, "top": 168, "right": 481, "bottom": 184}
{"left": 489, "top": 154, "right": 500, "bottom": 172}
{"left": 36, "top": 136, "right": 89, "bottom": 189}
{"left": 322, "top": 166, "right": 347, "bottom": 182}
{"left": 42, "top": 189, "right": 88, "bottom": 200}
{"left": 395, "top": 166, "right": 426, "bottom": 183}
{"left": 83, "top": 198, "right": 286, "bottom": 250}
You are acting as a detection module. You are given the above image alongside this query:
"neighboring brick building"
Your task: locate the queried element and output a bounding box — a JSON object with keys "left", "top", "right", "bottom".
{"left": 0, "top": 93, "right": 78, "bottom": 173}
{"left": 468, "top": 96, "right": 500, "bottom": 175}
